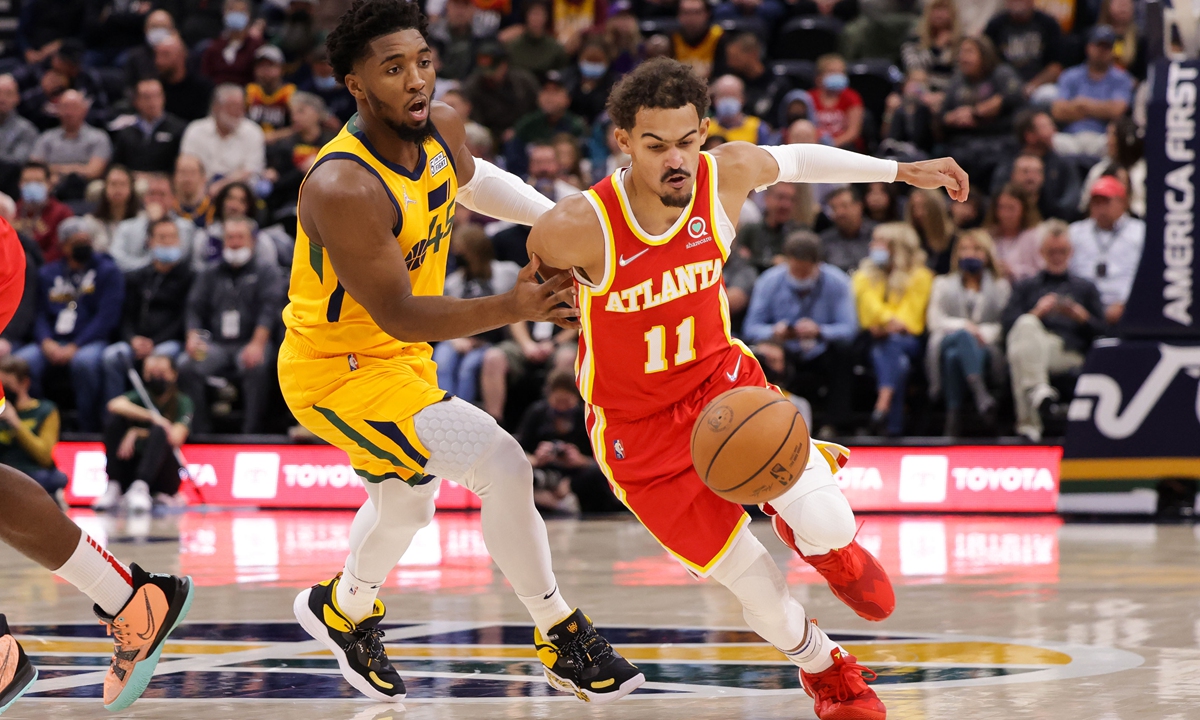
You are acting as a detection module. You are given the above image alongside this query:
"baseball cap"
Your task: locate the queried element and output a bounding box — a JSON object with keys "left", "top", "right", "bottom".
{"left": 1090, "top": 175, "right": 1127, "bottom": 200}
{"left": 255, "top": 45, "right": 285, "bottom": 65}
{"left": 476, "top": 40, "right": 507, "bottom": 63}
{"left": 1088, "top": 24, "right": 1117, "bottom": 45}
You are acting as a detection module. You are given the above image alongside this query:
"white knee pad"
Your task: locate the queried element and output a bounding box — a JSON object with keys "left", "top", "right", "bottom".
{"left": 415, "top": 397, "right": 503, "bottom": 481}
{"left": 790, "top": 486, "right": 857, "bottom": 552}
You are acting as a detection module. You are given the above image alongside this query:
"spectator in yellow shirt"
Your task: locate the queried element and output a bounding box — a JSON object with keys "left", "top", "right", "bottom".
{"left": 853, "top": 222, "right": 934, "bottom": 436}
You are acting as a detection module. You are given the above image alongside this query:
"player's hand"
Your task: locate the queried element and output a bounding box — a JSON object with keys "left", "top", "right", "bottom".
{"left": 510, "top": 254, "right": 579, "bottom": 325}
{"left": 897, "top": 157, "right": 969, "bottom": 202}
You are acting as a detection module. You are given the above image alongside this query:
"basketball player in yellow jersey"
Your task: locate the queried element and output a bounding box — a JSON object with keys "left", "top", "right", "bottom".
{"left": 280, "top": 0, "right": 643, "bottom": 706}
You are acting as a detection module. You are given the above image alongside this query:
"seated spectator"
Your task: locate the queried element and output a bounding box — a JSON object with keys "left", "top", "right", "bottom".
{"left": 985, "top": 183, "right": 1043, "bottom": 282}
{"left": 949, "top": 190, "right": 985, "bottom": 231}
{"left": 14, "top": 162, "right": 72, "bottom": 262}
{"left": 942, "top": 36, "right": 1023, "bottom": 188}
{"left": 710, "top": 75, "right": 772, "bottom": 145}
{"left": 505, "top": 1, "right": 569, "bottom": 77}
{"left": 819, "top": 186, "right": 876, "bottom": 273}
{"left": 155, "top": 32, "right": 215, "bottom": 122}
{"left": 463, "top": 42, "right": 541, "bottom": 141}
{"left": 672, "top": 0, "right": 727, "bottom": 80}
{"left": 179, "top": 217, "right": 283, "bottom": 435}
{"left": 95, "top": 354, "right": 192, "bottom": 513}
{"left": 852, "top": 222, "right": 933, "bottom": 436}
{"left": 551, "top": 133, "right": 588, "bottom": 188}
{"left": 509, "top": 71, "right": 588, "bottom": 175}
{"left": 527, "top": 142, "right": 581, "bottom": 203}
{"left": 900, "top": 0, "right": 961, "bottom": 97}
{"left": 428, "top": 0, "right": 488, "bottom": 82}
{"left": 840, "top": 0, "right": 919, "bottom": 64}
{"left": 0, "top": 198, "right": 41, "bottom": 359}
{"left": 984, "top": 0, "right": 1062, "bottom": 100}
{"left": 604, "top": 4, "right": 642, "bottom": 76}
{"left": 777, "top": 89, "right": 816, "bottom": 131}
{"left": 0, "top": 356, "right": 67, "bottom": 498}
{"left": 122, "top": 9, "right": 176, "bottom": 88}
{"left": 265, "top": 92, "right": 336, "bottom": 221}
{"left": 178, "top": 0, "right": 227, "bottom": 47}
{"left": 199, "top": 0, "right": 264, "bottom": 87}
{"left": 1008, "top": 152, "right": 1058, "bottom": 221}
{"left": 102, "top": 218, "right": 193, "bottom": 403}
{"left": 14, "top": 217, "right": 123, "bottom": 432}
{"left": 740, "top": 183, "right": 802, "bottom": 271}
{"left": 270, "top": 0, "right": 320, "bottom": 62}
{"left": 745, "top": 232, "right": 857, "bottom": 435}
{"left": 1003, "top": 221, "right": 1105, "bottom": 441}
{"left": 0, "top": 75, "right": 39, "bottom": 179}
{"left": 863, "top": 182, "right": 901, "bottom": 224}
{"left": 194, "top": 181, "right": 277, "bottom": 268}
{"left": 1050, "top": 26, "right": 1133, "bottom": 160}
{"left": 1079, "top": 116, "right": 1146, "bottom": 218}
{"left": 926, "top": 229, "right": 1011, "bottom": 436}
{"left": 1068, "top": 176, "right": 1144, "bottom": 325}
{"left": 882, "top": 69, "right": 937, "bottom": 157}
{"left": 481, "top": 319, "right": 577, "bottom": 424}
{"left": 174, "top": 154, "right": 213, "bottom": 227}
{"left": 435, "top": 227, "right": 519, "bottom": 405}
{"left": 22, "top": 0, "right": 85, "bottom": 66}
{"left": 1102, "top": 0, "right": 1146, "bottom": 80}
{"left": 294, "top": 46, "right": 355, "bottom": 124}
{"left": 724, "top": 32, "right": 791, "bottom": 124}
{"left": 19, "top": 40, "right": 109, "bottom": 131}
{"left": 246, "top": 45, "right": 297, "bottom": 142}
{"left": 723, "top": 235, "right": 760, "bottom": 328}
{"left": 86, "top": 165, "right": 141, "bottom": 254}
{"left": 907, "top": 188, "right": 956, "bottom": 274}
{"left": 565, "top": 36, "right": 617, "bottom": 126}
{"left": 991, "top": 109, "right": 1081, "bottom": 219}
{"left": 110, "top": 173, "right": 199, "bottom": 272}
{"left": 109, "top": 79, "right": 188, "bottom": 175}
{"left": 715, "top": 0, "right": 785, "bottom": 25}
{"left": 811, "top": 54, "right": 864, "bottom": 151}
{"left": 29, "top": 90, "right": 111, "bottom": 199}
{"left": 84, "top": 0, "right": 155, "bottom": 67}
{"left": 180, "top": 84, "right": 267, "bottom": 191}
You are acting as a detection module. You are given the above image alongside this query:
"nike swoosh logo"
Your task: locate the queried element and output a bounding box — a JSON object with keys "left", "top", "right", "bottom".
{"left": 726, "top": 356, "right": 742, "bottom": 382}
{"left": 618, "top": 249, "right": 650, "bottom": 267}
{"left": 544, "top": 585, "right": 558, "bottom": 600}
{"left": 135, "top": 592, "right": 158, "bottom": 642}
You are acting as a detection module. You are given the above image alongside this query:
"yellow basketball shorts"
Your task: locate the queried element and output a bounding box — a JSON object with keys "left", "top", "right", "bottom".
{"left": 278, "top": 337, "right": 449, "bottom": 485}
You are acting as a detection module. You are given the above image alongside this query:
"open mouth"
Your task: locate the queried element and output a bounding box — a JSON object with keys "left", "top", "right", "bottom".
{"left": 406, "top": 96, "right": 429, "bottom": 123}
{"left": 665, "top": 175, "right": 688, "bottom": 190}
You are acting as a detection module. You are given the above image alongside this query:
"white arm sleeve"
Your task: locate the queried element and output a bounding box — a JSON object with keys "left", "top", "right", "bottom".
{"left": 457, "top": 157, "right": 556, "bottom": 226}
{"left": 758, "top": 144, "right": 898, "bottom": 191}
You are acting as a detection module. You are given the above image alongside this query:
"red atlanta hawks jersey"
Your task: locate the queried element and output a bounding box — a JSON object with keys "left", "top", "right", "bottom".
{"left": 0, "top": 217, "right": 26, "bottom": 413}
{"left": 574, "top": 152, "right": 742, "bottom": 419}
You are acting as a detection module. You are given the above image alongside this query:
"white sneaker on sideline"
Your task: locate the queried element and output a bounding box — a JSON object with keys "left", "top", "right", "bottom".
{"left": 124, "top": 480, "right": 152, "bottom": 514}
{"left": 92, "top": 481, "right": 123, "bottom": 512}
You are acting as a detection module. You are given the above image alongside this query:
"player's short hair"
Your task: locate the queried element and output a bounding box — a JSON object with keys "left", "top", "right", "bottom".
{"left": 782, "top": 230, "right": 821, "bottom": 263}
{"left": 327, "top": 0, "right": 428, "bottom": 83}
{"left": 606, "top": 58, "right": 711, "bottom": 131}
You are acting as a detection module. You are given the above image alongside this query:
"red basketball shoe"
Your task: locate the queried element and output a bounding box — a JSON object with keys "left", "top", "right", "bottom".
{"left": 767, "top": 511, "right": 895, "bottom": 622}
{"left": 800, "top": 649, "right": 886, "bottom": 720}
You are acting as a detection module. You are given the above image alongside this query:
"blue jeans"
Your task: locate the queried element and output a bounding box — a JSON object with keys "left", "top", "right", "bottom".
{"left": 15, "top": 340, "right": 108, "bottom": 432}
{"left": 432, "top": 341, "right": 489, "bottom": 404}
{"left": 940, "top": 329, "right": 987, "bottom": 411}
{"left": 101, "top": 340, "right": 184, "bottom": 406}
{"left": 870, "top": 332, "right": 921, "bottom": 435}
{"left": 27, "top": 467, "right": 69, "bottom": 495}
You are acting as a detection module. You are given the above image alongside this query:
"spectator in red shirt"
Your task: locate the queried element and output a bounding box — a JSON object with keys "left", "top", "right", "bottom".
{"left": 14, "top": 163, "right": 72, "bottom": 263}
{"left": 811, "top": 54, "right": 864, "bottom": 151}
{"left": 199, "top": 0, "right": 264, "bottom": 87}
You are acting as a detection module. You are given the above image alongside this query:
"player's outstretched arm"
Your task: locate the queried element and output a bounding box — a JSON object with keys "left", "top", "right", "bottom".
{"left": 299, "top": 161, "right": 578, "bottom": 344}
{"left": 711, "top": 141, "right": 970, "bottom": 203}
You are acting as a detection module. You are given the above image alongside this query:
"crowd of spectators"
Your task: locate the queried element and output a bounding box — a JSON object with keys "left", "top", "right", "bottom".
{"left": 0, "top": 0, "right": 1154, "bottom": 512}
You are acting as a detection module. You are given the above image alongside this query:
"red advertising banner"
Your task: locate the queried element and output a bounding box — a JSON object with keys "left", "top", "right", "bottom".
{"left": 57, "top": 442, "right": 1060, "bottom": 513}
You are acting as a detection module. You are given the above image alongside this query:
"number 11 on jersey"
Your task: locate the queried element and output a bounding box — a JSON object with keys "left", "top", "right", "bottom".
{"left": 644, "top": 316, "right": 696, "bottom": 373}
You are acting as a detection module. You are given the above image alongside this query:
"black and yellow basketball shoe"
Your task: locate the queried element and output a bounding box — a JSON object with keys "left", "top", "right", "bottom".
{"left": 534, "top": 609, "right": 644, "bottom": 703}
{"left": 293, "top": 575, "right": 405, "bottom": 703}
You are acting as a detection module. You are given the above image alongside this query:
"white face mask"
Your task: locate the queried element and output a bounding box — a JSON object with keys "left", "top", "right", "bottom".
{"left": 223, "top": 246, "right": 253, "bottom": 267}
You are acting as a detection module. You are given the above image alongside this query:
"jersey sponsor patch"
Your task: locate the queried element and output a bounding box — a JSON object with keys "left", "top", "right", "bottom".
{"left": 430, "top": 151, "right": 449, "bottom": 176}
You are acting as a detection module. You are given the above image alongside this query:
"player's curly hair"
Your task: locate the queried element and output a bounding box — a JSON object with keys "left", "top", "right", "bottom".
{"left": 327, "top": 0, "right": 428, "bottom": 83}
{"left": 606, "top": 58, "right": 711, "bottom": 131}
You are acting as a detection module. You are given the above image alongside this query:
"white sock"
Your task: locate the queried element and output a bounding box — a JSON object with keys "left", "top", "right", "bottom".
{"left": 518, "top": 584, "right": 574, "bottom": 636}
{"left": 54, "top": 531, "right": 134, "bottom": 616}
{"left": 785, "top": 621, "right": 837, "bottom": 673}
{"left": 335, "top": 567, "right": 382, "bottom": 625}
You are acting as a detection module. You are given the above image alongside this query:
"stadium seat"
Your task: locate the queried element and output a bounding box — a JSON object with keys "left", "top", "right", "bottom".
{"left": 639, "top": 18, "right": 680, "bottom": 37}
{"left": 771, "top": 59, "right": 816, "bottom": 90}
{"left": 848, "top": 59, "right": 902, "bottom": 133}
{"left": 772, "top": 15, "right": 843, "bottom": 61}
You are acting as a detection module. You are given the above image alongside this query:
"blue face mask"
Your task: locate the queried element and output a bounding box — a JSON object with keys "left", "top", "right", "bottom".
{"left": 579, "top": 60, "right": 607, "bottom": 80}
{"left": 152, "top": 245, "right": 184, "bottom": 265}
{"left": 313, "top": 74, "right": 339, "bottom": 90}
{"left": 958, "top": 257, "right": 984, "bottom": 275}
{"left": 20, "top": 182, "right": 47, "bottom": 204}
{"left": 869, "top": 248, "right": 891, "bottom": 267}
{"left": 225, "top": 11, "right": 250, "bottom": 31}
{"left": 788, "top": 275, "right": 817, "bottom": 293}
{"left": 715, "top": 97, "right": 742, "bottom": 123}
{"left": 822, "top": 73, "right": 849, "bottom": 93}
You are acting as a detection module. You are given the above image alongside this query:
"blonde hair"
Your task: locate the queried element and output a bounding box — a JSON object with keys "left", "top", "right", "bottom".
{"left": 949, "top": 228, "right": 999, "bottom": 275}
{"left": 905, "top": 188, "right": 955, "bottom": 254}
{"left": 918, "top": 0, "right": 961, "bottom": 49}
{"left": 816, "top": 53, "right": 845, "bottom": 76}
{"left": 862, "top": 222, "right": 926, "bottom": 296}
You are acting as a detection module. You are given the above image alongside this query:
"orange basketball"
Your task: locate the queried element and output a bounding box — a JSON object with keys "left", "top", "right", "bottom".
{"left": 690, "top": 387, "right": 811, "bottom": 505}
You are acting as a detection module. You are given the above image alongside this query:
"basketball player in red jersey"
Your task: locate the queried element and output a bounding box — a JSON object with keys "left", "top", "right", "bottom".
{"left": 0, "top": 217, "right": 194, "bottom": 715}
{"left": 528, "top": 59, "right": 969, "bottom": 720}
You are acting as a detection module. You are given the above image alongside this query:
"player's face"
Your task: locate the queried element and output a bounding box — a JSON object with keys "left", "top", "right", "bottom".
{"left": 616, "top": 106, "right": 709, "bottom": 209}
{"left": 346, "top": 29, "right": 436, "bottom": 144}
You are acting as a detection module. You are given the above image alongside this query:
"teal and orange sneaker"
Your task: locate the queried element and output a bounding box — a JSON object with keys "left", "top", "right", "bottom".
{"left": 293, "top": 575, "right": 405, "bottom": 703}
{"left": 535, "top": 609, "right": 644, "bottom": 704}
{"left": 0, "top": 615, "right": 37, "bottom": 715}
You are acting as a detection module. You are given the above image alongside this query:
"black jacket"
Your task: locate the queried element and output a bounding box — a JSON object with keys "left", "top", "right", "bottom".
{"left": 111, "top": 114, "right": 188, "bottom": 173}
{"left": 1001, "top": 270, "right": 1107, "bottom": 355}
{"left": 186, "top": 258, "right": 285, "bottom": 344}
{"left": 120, "top": 261, "right": 194, "bottom": 346}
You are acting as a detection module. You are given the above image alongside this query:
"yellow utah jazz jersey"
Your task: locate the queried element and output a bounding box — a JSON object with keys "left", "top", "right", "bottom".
{"left": 283, "top": 116, "right": 458, "bottom": 361}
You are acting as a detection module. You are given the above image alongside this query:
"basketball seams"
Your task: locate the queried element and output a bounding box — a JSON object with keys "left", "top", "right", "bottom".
{"left": 690, "top": 386, "right": 761, "bottom": 455}
{"left": 716, "top": 410, "right": 798, "bottom": 494}
{"left": 700, "top": 398, "right": 790, "bottom": 482}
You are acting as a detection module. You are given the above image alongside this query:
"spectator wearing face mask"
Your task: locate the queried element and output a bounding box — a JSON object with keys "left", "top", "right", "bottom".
{"left": 95, "top": 354, "right": 193, "bottom": 513}
{"left": 14, "top": 217, "right": 124, "bottom": 432}
{"left": 109, "top": 173, "right": 199, "bottom": 273}
{"left": 0, "top": 355, "right": 68, "bottom": 500}
{"left": 508, "top": 72, "right": 588, "bottom": 176}
{"left": 178, "top": 217, "right": 284, "bottom": 435}
{"left": 811, "top": 54, "right": 864, "bottom": 151}
{"left": 14, "top": 162, "right": 73, "bottom": 263}
{"left": 199, "top": 0, "right": 264, "bottom": 87}
{"left": 124, "top": 9, "right": 177, "bottom": 88}
{"left": 294, "top": 46, "right": 356, "bottom": 124}
{"left": 565, "top": 36, "right": 617, "bottom": 125}
{"left": 710, "top": 75, "right": 772, "bottom": 145}
{"left": 102, "top": 218, "right": 194, "bottom": 404}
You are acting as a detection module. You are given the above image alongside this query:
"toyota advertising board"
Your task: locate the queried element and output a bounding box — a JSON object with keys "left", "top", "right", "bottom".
{"left": 57, "top": 442, "right": 1059, "bottom": 513}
